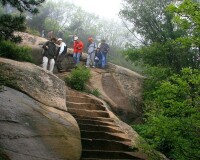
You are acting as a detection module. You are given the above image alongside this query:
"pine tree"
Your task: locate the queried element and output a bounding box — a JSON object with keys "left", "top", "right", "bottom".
{"left": 0, "top": 0, "right": 45, "bottom": 42}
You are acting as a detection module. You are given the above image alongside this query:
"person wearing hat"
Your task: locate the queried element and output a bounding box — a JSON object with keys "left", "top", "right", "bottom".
{"left": 86, "top": 37, "right": 97, "bottom": 68}
{"left": 55, "top": 38, "right": 67, "bottom": 72}
{"left": 73, "top": 36, "right": 84, "bottom": 65}
{"left": 42, "top": 37, "right": 57, "bottom": 72}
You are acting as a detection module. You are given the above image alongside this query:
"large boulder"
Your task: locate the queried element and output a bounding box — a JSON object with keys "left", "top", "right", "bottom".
{"left": 0, "top": 87, "right": 81, "bottom": 160}
{"left": 88, "top": 64, "right": 145, "bottom": 123}
{"left": 0, "top": 58, "right": 66, "bottom": 111}
{"left": 107, "top": 63, "right": 145, "bottom": 122}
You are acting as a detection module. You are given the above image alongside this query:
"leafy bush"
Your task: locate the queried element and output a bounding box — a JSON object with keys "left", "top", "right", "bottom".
{"left": 0, "top": 74, "right": 18, "bottom": 91}
{"left": 65, "top": 65, "right": 91, "bottom": 91}
{"left": 86, "top": 88, "right": 101, "bottom": 97}
{"left": 135, "top": 68, "right": 200, "bottom": 159}
{"left": 0, "top": 41, "right": 33, "bottom": 62}
{"left": 26, "top": 27, "right": 40, "bottom": 36}
{"left": 0, "top": 14, "right": 26, "bottom": 43}
{"left": 0, "top": 147, "right": 9, "bottom": 160}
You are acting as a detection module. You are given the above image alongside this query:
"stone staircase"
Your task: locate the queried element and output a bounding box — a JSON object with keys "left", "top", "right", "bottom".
{"left": 66, "top": 94, "right": 146, "bottom": 160}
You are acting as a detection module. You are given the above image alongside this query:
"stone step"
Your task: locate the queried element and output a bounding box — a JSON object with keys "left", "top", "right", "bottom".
{"left": 80, "top": 130, "right": 131, "bottom": 143}
{"left": 81, "top": 159, "right": 135, "bottom": 160}
{"left": 66, "top": 96, "right": 103, "bottom": 105}
{"left": 72, "top": 115, "right": 114, "bottom": 123}
{"left": 81, "top": 138, "right": 133, "bottom": 151}
{"left": 68, "top": 108, "right": 110, "bottom": 118}
{"left": 67, "top": 102, "right": 106, "bottom": 111}
{"left": 81, "top": 150, "right": 143, "bottom": 159}
{"left": 76, "top": 118, "right": 117, "bottom": 127}
{"left": 79, "top": 124, "right": 124, "bottom": 133}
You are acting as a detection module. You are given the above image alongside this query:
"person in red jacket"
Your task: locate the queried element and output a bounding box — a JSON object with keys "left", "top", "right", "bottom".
{"left": 73, "top": 36, "right": 84, "bottom": 65}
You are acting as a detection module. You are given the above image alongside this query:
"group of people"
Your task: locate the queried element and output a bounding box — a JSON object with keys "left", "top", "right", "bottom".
{"left": 42, "top": 35, "right": 109, "bottom": 73}
{"left": 42, "top": 37, "right": 67, "bottom": 73}
{"left": 74, "top": 36, "right": 110, "bottom": 69}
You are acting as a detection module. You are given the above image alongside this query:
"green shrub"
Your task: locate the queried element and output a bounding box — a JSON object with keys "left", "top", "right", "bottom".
{"left": 26, "top": 27, "right": 40, "bottom": 36}
{"left": 0, "top": 40, "right": 33, "bottom": 62}
{"left": 0, "top": 74, "right": 18, "bottom": 91}
{"left": 0, "top": 148, "right": 9, "bottom": 160}
{"left": 86, "top": 88, "right": 101, "bottom": 97}
{"left": 135, "top": 68, "right": 200, "bottom": 159}
{"left": 65, "top": 65, "right": 91, "bottom": 91}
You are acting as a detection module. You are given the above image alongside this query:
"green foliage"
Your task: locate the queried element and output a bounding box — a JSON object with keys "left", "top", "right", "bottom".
{"left": 121, "top": 0, "right": 199, "bottom": 73}
{"left": 0, "top": 0, "right": 45, "bottom": 42}
{"left": 135, "top": 68, "right": 200, "bottom": 159}
{"left": 123, "top": 39, "right": 199, "bottom": 73}
{"left": 0, "top": 0, "right": 45, "bottom": 14}
{"left": 167, "top": 0, "right": 200, "bottom": 47}
{"left": 0, "top": 147, "right": 9, "bottom": 160}
{"left": 0, "top": 151, "right": 9, "bottom": 160}
{"left": 121, "top": 0, "right": 200, "bottom": 159}
{"left": 0, "top": 14, "right": 26, "bottom": 42}
{"left": 65, "top": 65, "right": 91, "bottom": 91}
{"left": 109, "top": 46, "right": 144, "bottom": 73}
{"left": 26, "top": 27, "right": 40, "bottom": 36}
{"left": 120, "top": 0, "right": 180, "bottom": 44}
{"left": 0, "top": 73, "right": 17, "bottom": 91}
{"left": 86, "top": 88, "right": 101, "bottom": 97}
{"left": 44, "top": 17, "right": 60, "bottom": 33}
{"left": 0, "top": 40, "right": 33, "bottom": 62}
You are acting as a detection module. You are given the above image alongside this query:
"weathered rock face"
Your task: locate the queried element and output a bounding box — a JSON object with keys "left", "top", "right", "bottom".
{"left": 0, "top": 58, "right": 66, "bottom": 111}
{"left": 0, "top": 87, "right": 81, "bottom": 160}
{"left": 107, "top": 63, "right": 145, "bottom": 122}
{"left": 89, "top": 64, "right": 144, "bottom": 123}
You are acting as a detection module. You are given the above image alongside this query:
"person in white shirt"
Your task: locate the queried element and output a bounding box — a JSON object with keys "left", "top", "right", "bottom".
{"left": 55, "top": 38, "right": 67, "bottom": 72}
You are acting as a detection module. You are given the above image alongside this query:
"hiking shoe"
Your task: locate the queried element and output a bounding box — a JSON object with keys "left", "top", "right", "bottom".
{"left": 58, "top": 69, "right": 65, "bottom": 73}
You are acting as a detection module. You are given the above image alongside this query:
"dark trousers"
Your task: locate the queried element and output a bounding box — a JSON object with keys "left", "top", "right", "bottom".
{"left": 56, "top": 54, "right": 65, "bottom": 70}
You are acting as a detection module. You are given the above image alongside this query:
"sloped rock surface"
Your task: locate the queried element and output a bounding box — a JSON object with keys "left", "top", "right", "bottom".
{"left": 88, "top": 65, "right": 144, "bottom": 123}
{"left": 0, "top": 87, "right": 81, "bottom": 160}
{"left": 0, "top": 58, "right": 66, "bottom": 111}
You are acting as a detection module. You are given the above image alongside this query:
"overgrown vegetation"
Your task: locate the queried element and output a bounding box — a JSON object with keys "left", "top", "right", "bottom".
{"left": 86, "top": 88, "right": 101, "bottom": 97}
{"left": 120, "top": 0, "right": 200, "bottom": 159}
{"left": 0, "top": 0, "right": 45, "bottom": 43}
{"left": 65, "top": 65, "right": 91, "bottom": 91}
{"left": 0, "top": 41, "right": 33, "bottom": 62}
{"left": 0, "top": 150, "right": 9, "bottom": 160}
{"left": 0, "top": 72, "right": 18, "bottom": 91}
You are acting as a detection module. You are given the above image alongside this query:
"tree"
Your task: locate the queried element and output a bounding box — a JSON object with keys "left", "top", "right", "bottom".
{"left": 0, "top": 0, "right": 45, "bottom": 14}
{"left": 135, "top": 68, "right": 200, "bottom": 159}
{"left": 121, "top": 0, "right": 199, "bottom": 72}
{"left": 121, "top": 0, "right": 200, "bottom": 159}
{"left": 167, "top": 0, "right": 200, "bottom": 68}
{"left": 0, "top": 0, "right": 45, "bottom": 42}
{"left": 120, "top": 0, "right": 179, "bottom": 44}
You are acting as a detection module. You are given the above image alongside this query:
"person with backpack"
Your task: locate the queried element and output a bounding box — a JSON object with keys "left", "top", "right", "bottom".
{"left": 55, "top": 38, "right": 67, "bottom": 72}
{"left": 99, "top": 39, "right": 110, "bottom": 68}
{"left": 86, "top": 37, "right": 97, "bottom": 68}
{"left": 73, "top": 36, "right": 84, "bottom": 65}
{"left": 42, "top": 37, "right": 57, "bottom": 73}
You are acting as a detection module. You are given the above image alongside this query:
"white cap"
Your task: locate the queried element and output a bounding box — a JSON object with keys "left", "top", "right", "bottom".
{"left": 74, "top": 36, "right": 78, "bottom": 40}
{"left": 57, "top": 38, "right": 63, "bottom": 41}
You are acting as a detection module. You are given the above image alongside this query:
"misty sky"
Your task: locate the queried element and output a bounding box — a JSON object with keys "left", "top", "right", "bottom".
{"left": 70, "top": 0, "right": 122, "bottom": 19}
